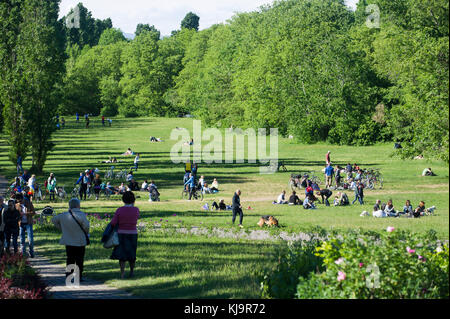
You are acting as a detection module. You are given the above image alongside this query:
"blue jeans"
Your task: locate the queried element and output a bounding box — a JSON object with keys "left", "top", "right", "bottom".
{"left": 352, "top": 194, "right": 364, "bottom": 205}
{"left": 20, "top": 224, "right": 34, "bottom": 256}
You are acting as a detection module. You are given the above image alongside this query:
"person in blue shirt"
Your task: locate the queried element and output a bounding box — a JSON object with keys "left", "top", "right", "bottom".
{"left": 184, "top": 173, "right": 196, "bottom": 200}
{"left": 76, "top": 113, "right": 79, "bottom": 123}
{"left": 324, "top": 163, "right": 334, "bottom": 188}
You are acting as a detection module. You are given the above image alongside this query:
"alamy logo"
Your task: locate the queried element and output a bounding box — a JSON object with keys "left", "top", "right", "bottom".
{"left": 65, "top": 264, "right": 80, "bottom": 287}
{"left": 170, "top": 120, "right": 279, "bottom": 174}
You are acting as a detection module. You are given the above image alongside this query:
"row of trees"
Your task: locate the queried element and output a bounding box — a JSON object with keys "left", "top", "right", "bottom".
{"left": 1, "top": 0, "right": 448, "bottom": 172}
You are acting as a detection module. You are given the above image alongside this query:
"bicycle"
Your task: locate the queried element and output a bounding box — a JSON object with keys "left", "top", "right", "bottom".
{"left": 104, "top": 166, "right": 115, "bottom": 180}
{"left": 115, "top": 169, "right": 127, "bottom": 180}
{"left": 72, "top": 185, "right": 80, "bottom": 199}
{"left": 181, "top": 186, "right": 203, "bottom": 201}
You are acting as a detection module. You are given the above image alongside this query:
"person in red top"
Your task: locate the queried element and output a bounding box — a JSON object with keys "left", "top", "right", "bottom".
{"left": 110, "top": 191, "right": 140, "bottom": 279}
{"left": 326, "top": 151, "right": 331, "bottom": 165}
{"left": 101, "top": 116, "right": 105, "bottom": 126}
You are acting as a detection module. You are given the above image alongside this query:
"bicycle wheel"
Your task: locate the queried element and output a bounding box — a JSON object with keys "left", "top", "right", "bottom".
{"left": 378, "top": 177, "right": 384, "bottom": 189}
{"left": 181, "top": 189, "right": 188, "bottom": 199}
{"left": 198, "top": 191, "right": 203, "bottom": 201}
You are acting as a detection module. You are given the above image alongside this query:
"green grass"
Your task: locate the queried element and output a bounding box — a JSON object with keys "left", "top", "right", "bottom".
{"left": 1, "top": 116, "right": 448, "bottom": 298}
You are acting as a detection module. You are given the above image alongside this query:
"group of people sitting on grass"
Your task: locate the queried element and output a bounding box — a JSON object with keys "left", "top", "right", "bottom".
{"left": 370, "top": 199, "right": 435, "bottom": 218}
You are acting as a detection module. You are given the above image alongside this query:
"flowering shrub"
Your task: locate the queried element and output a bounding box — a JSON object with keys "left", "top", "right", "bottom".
{"left": 0, "top": 254, "right": 48, "bottom": 299}
{"left": 260, "top": 228, "right": 449, "bottom": 299}
{"left": 295, "top": 229, "right": 449, "bottom": 299}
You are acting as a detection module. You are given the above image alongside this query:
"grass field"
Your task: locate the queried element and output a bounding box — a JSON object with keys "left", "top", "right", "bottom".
{"left": 0, "top": 116, "right": 448, "bottom": 298}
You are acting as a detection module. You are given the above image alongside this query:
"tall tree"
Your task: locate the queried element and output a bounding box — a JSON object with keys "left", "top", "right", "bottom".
{"left": 181, "top": 12, "right": 200, "bottom": 31}
{"left": 0, "top": 0, "right": 29, "bottom": 165}
{"left": 135, "top": 23, "right": 160, "bottom": 38}
{"left": 0, "top": 0, "right": 65, "bottom": 172}
{"left": 17, "top": 0, "right": 66, "bottom": 172}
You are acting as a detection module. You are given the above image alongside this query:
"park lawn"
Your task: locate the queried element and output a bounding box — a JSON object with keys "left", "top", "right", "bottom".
{"left": 1, "top": 116, "right": 449, "bottom": 298}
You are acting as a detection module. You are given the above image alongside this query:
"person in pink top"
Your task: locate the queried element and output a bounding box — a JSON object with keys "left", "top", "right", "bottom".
{"left": 110, "top": 191, "right": 139, "bottom": 279}
{"left": 326, "top": 151, "right": 331, "bottom": 165}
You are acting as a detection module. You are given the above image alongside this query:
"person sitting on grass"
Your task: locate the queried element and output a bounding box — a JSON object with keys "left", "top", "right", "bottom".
{"left": 276, "top": 190, "right": 288, "bottom": 204}
{"left": 403, "top": 200, "right": 413, "bottom": 216}
{"left": 289, "top": 191, "right": 302, "bottom": 206}
{"left": 118, "top": 183, "right": 126, "bottom": 194}
{"left": 212, "top": 199, "right": 228, "bottom": 210}
{"left": 106, "top": 182, "right": 118, "bottom": 195}
{"left": 384, "top": 199, "right": 398, "bottom": 217}
{"left": 372, "top": 204, "right": 387, "bottom": 218}
{"left": 303, "top": 195, "right": 316, "bottom": 210}
{"left": 317, "top": 188, "right": 333, "bottom": 206}
{"left": 128, "top": 179, "right": 139, "bottom": 192}
{"left": 413, "top": 201, "right": 426, "bottom": 218}
{"left": 422, "top": 167, "right": 436, "bottom": 176}
{"left": 141, "top": 180, "right": 148, "bottom": 191}
{"left": 202, "top": 182, "right": 212, "bottom": 194}
{"left": 122, "top": 148, "right": 134, "bottom": 156}
{"left": 210, "top": 178, "right": 219, "bottom": 192}
{"left": 126, "top": 171, "right": 134, "bottom": 182}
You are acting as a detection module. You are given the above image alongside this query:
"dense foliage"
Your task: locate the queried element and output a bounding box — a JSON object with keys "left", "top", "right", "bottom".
{"left": 0, "top": 253, "right": 48, "bottom": 299}
{"left": 1, "top": 0, "right": 448, "bottom": 169}
{"left": 260, "top": 228, "right": 449, "bottom": 299}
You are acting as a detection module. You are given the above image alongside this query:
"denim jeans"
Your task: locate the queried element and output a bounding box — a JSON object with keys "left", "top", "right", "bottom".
{"left": 352, "top": 195, "right": 364, "bottom": 205}
{"left": 20, "top": 224, "right": 34, "bottom": 256}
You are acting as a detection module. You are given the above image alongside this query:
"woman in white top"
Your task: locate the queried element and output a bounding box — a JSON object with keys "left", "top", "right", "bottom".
{"left": 211, "top": 178, "right": 219, "bottom": 191}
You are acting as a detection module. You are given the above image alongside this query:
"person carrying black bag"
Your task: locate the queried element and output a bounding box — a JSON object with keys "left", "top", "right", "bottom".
{"left": 52, "top": 198, "right": 90, "bottom": 282}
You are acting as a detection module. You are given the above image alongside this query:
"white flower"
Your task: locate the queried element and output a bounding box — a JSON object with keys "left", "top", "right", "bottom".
{"left": 436, "top": 246, "right": 443, "bottom": 253}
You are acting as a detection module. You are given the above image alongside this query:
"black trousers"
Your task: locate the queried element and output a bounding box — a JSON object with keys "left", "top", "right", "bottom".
{"left": 66, "top": 245, "right": 86, "bottom": 280}
{"left": 79, "top": 184, "right": 87, "bottom": 200}
{"left": 232, "top": 208, "right": 243, "bottom": 225}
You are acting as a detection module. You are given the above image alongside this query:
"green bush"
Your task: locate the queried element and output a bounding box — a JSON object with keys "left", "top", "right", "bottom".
{"left": 296, "top": 229, "right": 449, "bottom": 299}
{"left": 259, "top": 232, "right": 325, "bottom": 299}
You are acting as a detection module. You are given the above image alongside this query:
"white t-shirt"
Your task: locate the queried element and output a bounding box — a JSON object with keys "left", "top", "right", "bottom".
{"left": 277, "top": 193, "right": 286, "bottom": 203}
{"left": 373, "top": 210, "right": 387, "bottom": 218}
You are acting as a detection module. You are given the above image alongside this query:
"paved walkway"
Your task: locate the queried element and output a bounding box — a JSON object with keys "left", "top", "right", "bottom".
{"left": 29, "top": 253, "right": 136, "bottom": 299}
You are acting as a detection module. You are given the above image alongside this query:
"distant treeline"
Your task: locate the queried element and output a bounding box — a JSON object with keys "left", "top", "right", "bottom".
{"left": 1, "top": 0, "right": 448, "bottom": 166}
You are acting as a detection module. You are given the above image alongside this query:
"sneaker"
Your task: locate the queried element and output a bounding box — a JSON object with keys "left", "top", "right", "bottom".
{"left": 239, "top": 224, "right": 244, "bottom": 228}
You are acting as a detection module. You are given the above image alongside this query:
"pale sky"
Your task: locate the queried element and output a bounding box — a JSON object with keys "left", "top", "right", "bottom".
{"left": 59, "top": 0, "right": 359, "bottom": 37}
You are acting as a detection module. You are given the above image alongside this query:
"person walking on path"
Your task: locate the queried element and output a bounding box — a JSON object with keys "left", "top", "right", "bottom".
{"left": 352, "top": 181, "right": 365, "bottom": 205}
{"left": 110, "top": 191, "right": 140, "bottom": 279}
{"left": 232, "top": 189, "right": 244, "bottom": 228}
{"left": 76, "top": 112, "right": 79, "bottom": 123}
{"left": 102, "top": 116, "right": 105, "bottom": 127}
{"left": 3, "top": 199, "right": 21, "bottom": 255}
{"left": 52, "top": 198, "right": 90, "bottom": 282}
{"left": 324, "top": 163, "right": 334, "bottom": 188}
{"left": 184, "top": 173, "right": 196, "bottom": 200}
{"left": 326, "top": 151, "right": 331, "bottom": 165}
{"left": 17, "top": 193, "right": 35, "bottom": 258}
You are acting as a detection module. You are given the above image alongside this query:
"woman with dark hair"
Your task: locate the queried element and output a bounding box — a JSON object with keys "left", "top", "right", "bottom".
{"left": 110, "top": 191, "right": 140, "bottom": 279}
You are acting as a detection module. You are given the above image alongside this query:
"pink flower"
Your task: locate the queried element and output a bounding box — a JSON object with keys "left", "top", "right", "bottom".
{"left": 406, "top": 247, "right": 415, "bottom": 254}
{"left": 359, "top": 263, "right": 364, "bottom": 268}
{"left": 337, "top": 271, "right": 346, "bottom": 282}
{"left": 418, "top": 255, "right": 426, "bottom": 261}
{"left": 386, "top": 226, "right": 395, "bottom": 233}
{"left": 335, "top": 257, "right": 345, "bottom": 265}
